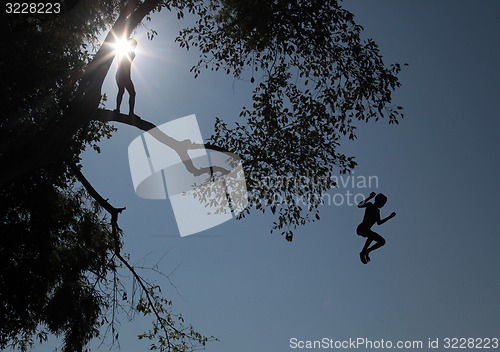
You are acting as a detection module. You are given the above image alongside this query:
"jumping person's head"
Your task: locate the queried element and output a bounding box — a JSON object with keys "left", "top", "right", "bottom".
{"left": 374, "top": 193, "right": 387, "bottom": 208}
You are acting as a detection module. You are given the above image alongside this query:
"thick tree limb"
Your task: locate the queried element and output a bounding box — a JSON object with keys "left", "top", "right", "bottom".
{"left": 94, "top": 109, "right": 237, "bottom": 177}
{"left": 69, "top": 163, "right": 125, "bottom": 249}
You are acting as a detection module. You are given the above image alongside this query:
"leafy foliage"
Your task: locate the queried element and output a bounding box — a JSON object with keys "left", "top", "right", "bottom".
{"left": 177, "top": 0, "right": 405, "bottom": 240}
{"left": 1, "top": 2, "right": 123, "bottom": 349}
{"left": 1, "top": 0, "right": 404, "bottom": 350}
{"left": 0, "top": 169, "right": 112, "bottom": 350}
{"left": 1, "top": 0, "right": 119, "bottom": 165}
{"left": 136, "top": 285, "right": 212, "bottom": 351}
{"left": 1, "top": 1, "right": 210, "bottom": 350}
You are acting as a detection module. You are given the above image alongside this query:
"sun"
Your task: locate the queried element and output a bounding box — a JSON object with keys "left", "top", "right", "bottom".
{"left": 112, "top": 37, "right": 136, "bottom": 56}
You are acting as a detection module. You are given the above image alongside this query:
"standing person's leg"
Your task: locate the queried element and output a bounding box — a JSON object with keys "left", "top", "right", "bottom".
{"left": 125, "top": 80, "right": 136, "bottom": 116}
{"left": 116, "top": 83, "right": 125, "bottom": 112}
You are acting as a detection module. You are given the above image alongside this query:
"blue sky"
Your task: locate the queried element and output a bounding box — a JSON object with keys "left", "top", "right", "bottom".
{"left": 26, "top": 1, "right": 500, "bottom": 351}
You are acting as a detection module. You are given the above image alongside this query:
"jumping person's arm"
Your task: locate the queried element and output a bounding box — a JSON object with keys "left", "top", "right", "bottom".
{"left": 377, "top": 212, "right": 396, "bottom": 225}
{"left": 358, "top": 192, "right": 377, "bottom": 208}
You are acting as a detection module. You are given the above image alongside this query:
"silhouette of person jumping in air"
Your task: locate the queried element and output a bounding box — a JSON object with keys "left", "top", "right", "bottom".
{"left": 115, "top": 38, "right": 137, "bottom": 116}
{"left": 357, "top": 192, "right": 396, "bottom": 264}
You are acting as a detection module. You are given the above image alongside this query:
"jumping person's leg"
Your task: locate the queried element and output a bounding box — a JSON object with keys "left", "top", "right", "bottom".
{"left": 360, "top": 238, "right": 373, "bottom": 263}
{"left": 367, "top": 232, "right": 386, "bottom": 253}
{"left": 357, "top": 225, "right": 371, "bottom": 264}
{"left": 362, "top": 238, "right": 373, "bottom": 253}
{"left": 363, "top": 231, "right": 385, "bottom": 262}
{"left": 357, "top": 225, "right": 386, "bottom": 263}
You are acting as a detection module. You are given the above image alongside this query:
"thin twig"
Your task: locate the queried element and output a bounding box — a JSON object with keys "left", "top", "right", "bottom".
{"left": 70, "top": 162, "right": 191, "bottom": 350}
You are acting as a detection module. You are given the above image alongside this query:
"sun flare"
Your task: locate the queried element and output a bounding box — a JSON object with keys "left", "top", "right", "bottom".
{"left": 113, "top": 38, "right": 136, "bottom": 56}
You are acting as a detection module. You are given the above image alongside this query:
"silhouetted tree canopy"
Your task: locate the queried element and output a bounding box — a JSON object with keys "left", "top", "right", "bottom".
{"left": 0, "top": 0, "right": 404, "bottom": 350}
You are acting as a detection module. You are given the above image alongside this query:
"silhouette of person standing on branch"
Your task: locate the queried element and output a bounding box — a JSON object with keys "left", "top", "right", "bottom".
{"left": 114, "top": 38, "right": 137, "bottom": 116}
{"left": 357, "top": 192, "right": 396, "bottom": 264}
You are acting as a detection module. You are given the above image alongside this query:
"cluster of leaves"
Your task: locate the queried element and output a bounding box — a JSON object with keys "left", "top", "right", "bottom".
{"left": 0, "top": 0, "right": 119, "bottom": 166}
{"left": 136, "top": 285, "right": 213, "bottom": 351}
{"left": 0, "top": 167, "right": 114, "bottom": 351}
{"left": 1, "top": 1, "right": 211, "bottom": 350}
{"left": 1, "top": 3, "right": 122, "bottom": 344}
{"left": 0, "top": 167, "right": 209, "bottom": 351}
{"left": 176, "top": 0, "right": 405, "bottom": 240}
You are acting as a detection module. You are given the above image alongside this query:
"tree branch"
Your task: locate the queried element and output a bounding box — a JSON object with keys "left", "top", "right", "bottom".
{"left": 69, "top": 163, "right": 125, "bottom": 250}
{"left": 94, "top": 109, "right": 237, "bottom": 177}
{"left": 69, "top": 162, "right": 185, "bottom": 349}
